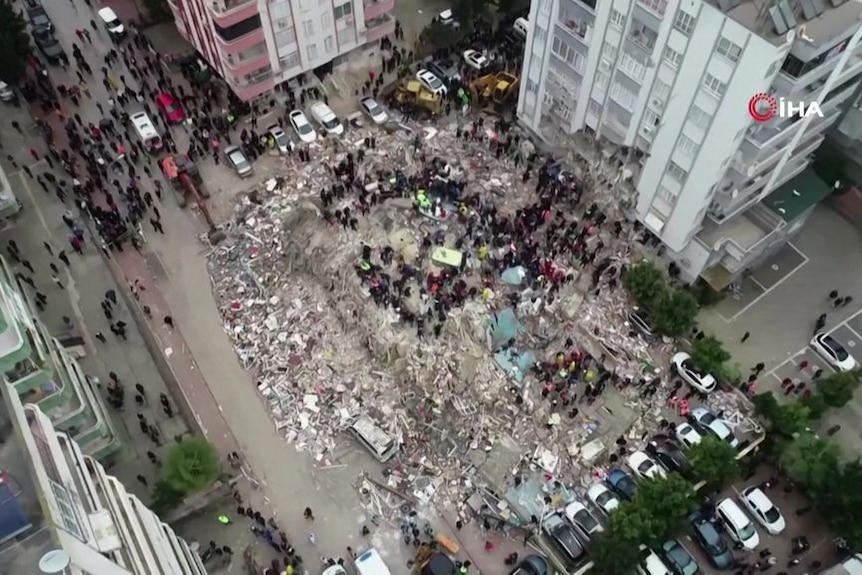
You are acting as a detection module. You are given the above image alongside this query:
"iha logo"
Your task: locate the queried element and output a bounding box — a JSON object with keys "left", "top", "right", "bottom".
{"left": 748, "top": 92, "right": 823, "bottom": 122}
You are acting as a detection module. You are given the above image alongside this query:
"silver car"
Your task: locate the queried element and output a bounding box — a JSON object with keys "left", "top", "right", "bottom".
{"left": 360, "top": 97, "right": 388, "bottom": 125}
{"left": 224, "top": 145, "right": 253, "bottom": 178}
{"left": 267, "top": 124, "right": 289, "bottom": 154}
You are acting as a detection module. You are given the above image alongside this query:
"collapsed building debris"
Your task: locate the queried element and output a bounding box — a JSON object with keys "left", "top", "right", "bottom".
{"left": 206, "top": 116, "right": 756, "bottom": 530}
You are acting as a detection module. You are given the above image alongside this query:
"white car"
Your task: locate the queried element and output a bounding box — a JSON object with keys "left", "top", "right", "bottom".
{"left": 0, "top": 82, "right": 14, "bottom": 102}
{"left": 690, "top": 407, "right": 739, "bottom": 449}
{"left": 564, "top": 500, "right": 604, "bottom": 538}
{"left": 288, "top": 110, "right": 317, "bottom": 143}
{"left": 675, "top": 422, "right": 703, "bottom": 448}
{"left": 587, "top": 483, "right": 620, "bottom": 515}
{"left": 310, "top": 101, "right": 343, "bottom": 135}
{"left": 627, "top": 451, "right": 666, "bottom": 479}
{"left": 360, "top": 97, "right": 388, "bottom": 125}
{"left": 416, "top": 69, "right": 447, "bottom": 96}
{"left": 437, "top": 8, "right": 459, "bottom": 27}
{"left": 672, "top": 352, "right": 717, "bottom": 394}
{"left": 462, "top": 49, "right": 489, "bottom": 70}
{"left": 740, "top": 487, "right": 786, "bottom": 535}
{"left": 268, "top": 124, "right": 289, "bottom": 154}
{"left": 810, "top": 333, "right": 858, "bottom": 372}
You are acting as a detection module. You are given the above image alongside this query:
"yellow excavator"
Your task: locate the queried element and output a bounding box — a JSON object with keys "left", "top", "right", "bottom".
{"left": 469, "top": 72, "right": 519, "bottom": 112}
{"left": 389, "top": 79, "right": 443, "bottom": 117}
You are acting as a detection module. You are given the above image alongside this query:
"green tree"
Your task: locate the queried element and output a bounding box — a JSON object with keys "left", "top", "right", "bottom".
{"left": 814, "top": 460, "right": 862, "bottom": 547}
{"left": 752, "top": 393, "right": 811, "bottom": 436}
{"left": 631, "top": 474, "right": 695, "bottom": 544}
{"left": 142, "top": 0, "right": 172, "bottom": 22}
{"left": 623, "top": 260, "right": 665, "bottom": 309}
{"left": 686, "top": 436, "right": 742, "bottom": 489}
{"left": 419, "top": 20, "right": 464, "bottom": 51}
{"left": 452, "top": 0, "right": 490, "bottom": 30}
{"left": 690, "top": 335, "right": 731, "bottom": 378}
{"left": 149, "top": 480, "right": 186, "bottom": 514}
{"left": 818, "top": 370, "right": 862, "bottom": 408}
{"left": 589, "top": 526, "right": 640, "bottom": 575}
{"left": 163, "top": 438, "right": 221, "bottom": 494}
{"left": 651, "top": 289, "right": 698, "bottom": 337}
{"left": 801, "top": 392, "right": 828, "bottom": 420}
{"left": 779, "top": 432, "right": 840, "bottom": 490}
{"left": 0, "top": 1, "right": 33, "bottom": 85}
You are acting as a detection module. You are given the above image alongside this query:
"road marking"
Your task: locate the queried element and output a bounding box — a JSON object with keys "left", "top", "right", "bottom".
{"left": 726, "top": 243, "right": 809, "bottom": 323}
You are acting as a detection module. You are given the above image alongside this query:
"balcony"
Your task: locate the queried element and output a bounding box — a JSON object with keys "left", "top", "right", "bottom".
{"left": 363, "top": 0, "right": 394, "bottom": 22}
{"left": 698, "top": 202, "right": 784, "bottom": 275}
{"left": 627, "top": 20, "right": 657, "bottom": 54}
{"left": 224, "top": 51, "right": 270, "bottom": 76}
{"left": 209, "top": 0, "right": 259, "bottom": 27}
{"left": 213, "top": 15, "right": 264, "bottom": 53}
{"left": 556, "top": 18, "right": 590, "bottom": 46}
{"left": 228, "top": 70, "right": 275, "bottom": 101}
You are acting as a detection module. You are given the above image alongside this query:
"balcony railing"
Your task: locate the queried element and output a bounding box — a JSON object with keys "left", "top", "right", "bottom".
{"left": 211, "top": 0, "right": 255, "bottom": 13}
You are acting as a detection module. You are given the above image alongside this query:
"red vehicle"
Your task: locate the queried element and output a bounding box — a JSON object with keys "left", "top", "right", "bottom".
{"left": 155, "top": 92, "right": 185, "bottom": 124}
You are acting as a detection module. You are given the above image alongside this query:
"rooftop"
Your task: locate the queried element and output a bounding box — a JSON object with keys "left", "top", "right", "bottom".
{"left": 764, "top": 167, "right": 833, "bottom": 221}
{"left": 711, "top": 0, "right": 862, "bottom": 47}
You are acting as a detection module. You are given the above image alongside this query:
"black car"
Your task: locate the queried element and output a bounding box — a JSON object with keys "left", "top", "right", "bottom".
{"left": 32, "top": 25, "right": 64, "bottom": 64}
{"left": 646, "top": 434, "right": 690, "bottom": 473}
{"left": 425, "top": 59, "right": 461, "bottom": 88}
{"left": 26, "top": 4, "right": 53, "bottom": 31}
{"left": 689, "top": 511, "right": 733, "bottom": 569}
{"left": 544, "top": 515, "right": 586, "bottom": 566}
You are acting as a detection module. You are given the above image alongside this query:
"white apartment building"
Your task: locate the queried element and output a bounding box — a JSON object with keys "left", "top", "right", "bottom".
{"left": 0, "top": 391, "right": 207, "bottom": 575}
{"left": 518, "top": 0, "right": 862, "bottom": 287}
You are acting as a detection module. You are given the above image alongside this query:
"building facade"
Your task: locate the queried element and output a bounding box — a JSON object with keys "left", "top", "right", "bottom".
{"left": 518, "top": 0, "right": 862, "bottom": 286}
{"left": 0, "top": 164, "right": 22, "bottom": 220}
{"left": 1, "top": 392, "right": 207, "bottom": 575}
{"left": 0, "top": 255, "right": 119, "bottom": 459}
{"left": 167, "top": 0, "right": 396, "bottom": 101}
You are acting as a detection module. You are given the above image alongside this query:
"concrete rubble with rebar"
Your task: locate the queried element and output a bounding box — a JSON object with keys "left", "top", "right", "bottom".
{"left": 205, "top": 115, "right": 759, "bottom": 534}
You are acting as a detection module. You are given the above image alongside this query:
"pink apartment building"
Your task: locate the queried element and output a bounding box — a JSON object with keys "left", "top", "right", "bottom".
{"left": 167, "top": 0, "right": 396, "bottom": 100}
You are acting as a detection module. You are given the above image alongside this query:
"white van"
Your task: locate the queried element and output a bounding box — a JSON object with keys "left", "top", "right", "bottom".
{"left": 349, "top": 416, "right": 398, "bottom": 462}
{"left": 355, "top": 548, "right": 392, "bottom": 575}
{"left": 310, "top": 101, "right": 343, "bottom": 135}
{"left": 637, "top": 546, "right": 672, "bottom": 575}
{"left": 130, "top": 112, "right": 162, "bottom": 151}
{"left": 716, "top": 498, "right": 760, "bottom": 550}
{"left": 98, "top": 7, "right": 125, "bottom": 38}
{"left": 513, "top": 17, "right": 529, "bottom": 38}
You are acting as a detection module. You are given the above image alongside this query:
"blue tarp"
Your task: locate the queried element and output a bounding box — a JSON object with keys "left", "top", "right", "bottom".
{"left": 501, "top": 266, "right": 526, "bottom": 285}
{"left": 488, "top": 308, "right": 519, "bottom": 350}
{"left": 494, "top": 349, "right": 536, "bottom": 383}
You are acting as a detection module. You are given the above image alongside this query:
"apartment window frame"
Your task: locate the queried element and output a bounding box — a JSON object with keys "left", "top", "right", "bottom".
{"left": 702, "top": 72, "right": 727, "bottom": 97}
{"left": 334, "top": 1, "right": 352, "bottom": 19}
{"left": 619, "top": 52, "right": 646, "bottom": 81}
{"left": 653, "top": 78, "right": 670, "bottom": 103}
{"left": 666, "top": 161, "right": 688, "bottom": 183}
{"left": 303, "top": 18, "right": 314, "bottom": 35}
{"left": 715, "top": 37, "right": 742, "bottom": 63}
{"left": 594, "top": 70, "right": 610, "bottom": 91}
{"left": 657, "top": 184, "right": 679, "bottom": 206}
{"left": 610, "top": 80, "right": 637, "bottom": 110}
{"left": 638, "top": 0, "right": 667, "bottom": 16}
{"left": 642, "top": 108, "right": 661, "bottom": 132}
{"left": 663, "top": 46, "right": 683, "bottom": 68}
{"left": 673, "top": 10, "right": 696, "bottom": 36}
{"left": 610, "top": 9, "right": 625, "bottom": 28}
{"left": 688, "top": 104, "right": 711, "bottom": 130}
{"left": 677, "top": 133, "right": 700, "bottom": 157}
{"left": 279, "top": 50, "right": 300, "bottom": 69}
{"left": 324, "top": 35, "right": 334, "bottom": 53}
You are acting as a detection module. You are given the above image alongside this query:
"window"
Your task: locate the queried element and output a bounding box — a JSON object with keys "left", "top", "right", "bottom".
{"left": 673, "top": 10, "right": 696, "bottom": 35}
{"left": 324, "top": 35, "right": 334, "bottom": 53}
{"left": 321, "top": 13, "right": 332, "bottom": 29}
{"left": 638, "top": 0, "right": 667, "bottom": 16}
{"left": 610, "top": 81, "right": 637, "bottom": 109}
{"left": 715, "top": 37, "right": 742, "bottom": 63}
{"left": 303, "top": 18, "right": 314, "bottom": 35}
{"left": 677, "top": 134, "right": 700, "bottom": 157}
{"left": 643, "top": 108, "right": 661, "bottom": 130}
{"left": 588, "top": 99, "right": 601, "bottom": 116}
{"left": 601, "top": 42, "right": 617, "bottom": 64}
{"left": 279, "top": 50, "right": 300, "bottom": 69}
{"left": 610, "top": 9, "right": 625, "bottom": 28}
{"left": 620, "top": 52, "right": 645, "bottom": 81}
{"left": 657, "top": 184, "right": 679, "bottom": 205}
{"left": 275, "top": 17, "right": 292, "bottom": 30}
{"left": 628, "top": 18, "right": 658, "bottom": 51}
{"left": 307, "top": 43, "right": 318, "bottom": 61}
{"left": 653, "top": 78, "right": 670, "bottom": 102}
{"left": 663, "top": 46, "right": 683, "bottom": 68}
{"left": 552, "top": 36, "right": 585, "bottom": 72}
{"left": 526, "top": 78, "right": 538, "bottom": 93}
{"left": 666, "top": 161, "right": 688, "bottom": 183}
{"left": 535, "top": 25, "right": 548, "bottom": 43}
{"left": 702, "top": 72, "right": 726, "bottom": 96}
{"left": 595, "top": 71, "right": 609, "bottom": 90}
{"left": 275, "top": 28, "right": 296, "bottom": 47}
{"left": 334, "top": 1, "right": 351, "bottom": 19}
{"left": 688, "top": 105, "right": 711, "bottom": 129}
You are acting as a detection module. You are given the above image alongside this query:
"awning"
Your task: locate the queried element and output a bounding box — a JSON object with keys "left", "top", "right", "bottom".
{"left": 763, "top": 168, "right": 832, "bottom": 222}
{"left": 701, "top": 263, "right": 735, "bottom": 292}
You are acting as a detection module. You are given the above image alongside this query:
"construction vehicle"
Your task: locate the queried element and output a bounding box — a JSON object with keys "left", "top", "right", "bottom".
{"left": 469, "top": 72, "right": 519, "bottom": 113}
{"left": 388, "top": 79, "right": 443, "bottom": 118}
{"left": 159, "top": 154, "right": 223, "bottom": 243}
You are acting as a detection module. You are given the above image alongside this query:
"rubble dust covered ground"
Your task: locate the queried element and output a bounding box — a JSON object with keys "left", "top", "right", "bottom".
{"left": 206, "top": 116, "right": 759, "bottom": 529}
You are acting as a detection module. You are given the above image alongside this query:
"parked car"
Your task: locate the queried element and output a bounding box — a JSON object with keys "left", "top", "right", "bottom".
{"left": 462, "top": 49, "right": 489, "bottom": 71}
{"left": 224, "top": 145, "right": 253, "bottom": 178}
{"left": 587, "top": 482, "right": 620, "bottom": 514}
{"left": 436, "top": 8, "right": 459, "bottom": 27}
{"left": 97, "top": 7, "right": 125, "bottom": 38}
{"left": 661, "top": 539, "right": 701, "bottom": 575}
{"left": 268, "top": 124, "right": 289, "bottom": 154}
{"left": 638, "top": 546, "right": 673, "bottom": 575}
{"left": 672, "top": 352, "right": 717, "bottom": 393}
{"left": 310, "top": 101, "right": 343, "bottom": 135}
{"left": 675, "top": 422, "right": 703, "bottom": 448}
{"left": 155, "top": 92, "right": 185, "bottom": 124}
{"left": 416, "top": 69, "right": 447, "bottom": 96}
{"left": 690, "top": 407, "right": 739, "bottom": 448}
{"left": 740, "top": 486, "right": 786, "bottom": 535}
{"left": 512, "top": 16, "right": 529, "bottom": 38}
{"left": 510, "top": 555, "right": 548, "bottom": 575}
{"left": 31, "top": 26, "right": 64, "bottom": 64}
{"left": 0, "top": 82, "right": 15, "bottom": 102}
{"left": 360, "top": 96, "right": 388, "bottom": 124}
{"left": 716, "top": 498, "right": 760, "bottom": 550}
{"left": 628, "top": 309, "right": 655, "bottom": 339}
{"left": 26, "top": 4, "right": 53, "bottom": 31}
{"left": 288, "top": 110, "right": 317, "bottom": 143}
{"left": 607, "top": 468, "right": 638, "bottom": 500}
{"left": 543, "top": 514, "right": 586, "bottom": 566}
{"left": 563, "top": 500, "right": 603, "bottom": 538}
{"left": 689, "top": 511, "right": 734, "bottom": 569}
{"left": 627, "top": 450, "right": 667, "bottom": 480}
{"left": 646, "top": 434, "right": 689, "bottom": 473}
{"left": 426, "top": 59, "right": 460, "bottom": 87}
{"left": 810, "top": 333, "right": 858, "bottom": 372}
